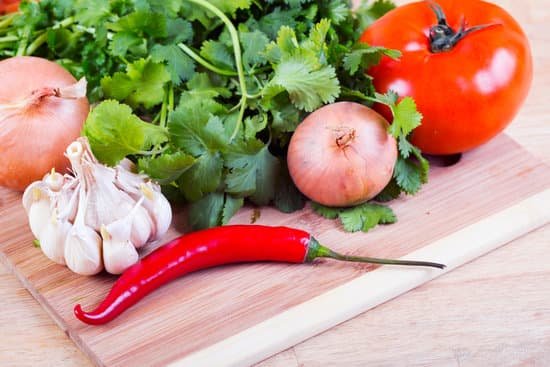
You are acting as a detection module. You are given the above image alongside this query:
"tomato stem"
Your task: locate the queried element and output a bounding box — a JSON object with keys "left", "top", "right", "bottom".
{"left": 428, "top": 1, "right": 497, "bottom": 53}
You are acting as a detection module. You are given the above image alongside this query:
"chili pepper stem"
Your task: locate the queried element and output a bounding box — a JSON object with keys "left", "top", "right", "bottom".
{"left": 306, "top": 237, "right": 446, "bottom": 269}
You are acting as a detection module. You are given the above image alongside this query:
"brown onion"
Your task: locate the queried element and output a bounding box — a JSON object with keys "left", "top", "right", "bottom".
{"left": 0, "top": 56, "right": 89, "bottom": 191}
{"left": 287, "top": 102, "right": 397, "bottom": 207}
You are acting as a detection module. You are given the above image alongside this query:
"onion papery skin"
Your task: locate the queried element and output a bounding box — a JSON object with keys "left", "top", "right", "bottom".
{"left": 0, "top": 56, "right": 90, "bottom": 191}
{"left": 287, "top": 102, "right": 398, "bottom": 207}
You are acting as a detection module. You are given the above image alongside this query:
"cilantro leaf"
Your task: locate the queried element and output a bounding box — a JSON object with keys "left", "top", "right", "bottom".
{"left": 169, "top": 109, "right": 228, "bottom": 156}
{"left": 74, "top": 0, "right": 110, "bottom": 26}
{"left": 265, "top": 58, "right": 340, "bottom": 112}
{"left": 339, "top": 203, "right": 396, "bottom": 232}
{"left": 222, "top": 195, "right": 244, "bottom": 225}
{"left": 312, "top": 202, "right": 397, "bottom": 233}
{"left": 101, "top": 58, "right": 171, "bottom": 109}
{"left": 109, "top": 32, "right": 143, "bottom": 58}
{"left": 311, "top": 202, "right": 340, "bottom": 219}
{"left": 83, "top": 100, "right": 168, "bottom": 166}
{"left": 151, "top": 44, "right": 195, "bottom": 85}
{"left": 138, "top": 151, "right": 196, "bottom": 184}
{"left": 200, "top": 40, "right": 235, "bottom": 70}
{"left": 108, "top": 11, "right": 167, "bottom": 38}
{"left": 240, "top": 29, "right": 269, "bottom": 71}
{"left": 178, "top": 151, "right": 224, "bottom": 202}
{"left": 188, "top": 192, "right": 225, "bottom": 230}
{"left": 225, "top": 142, "right": 281, "bottom": 206}
{"left": 166, "top": 18, "right": 194, "bottom": 44}
{"left": 372, "top": 92, "right": 429, "bottom": 196}
{"left": 263, "top": 21, "right": 341, "bottom": 112}
{"left": 323, "top": 0, "right": 350, "bottom": 25}
{"left": 274, "top": 164, "right": 306, "bottom": 213}
{"left": 388, "top": 96, "right": 423, "bottom": 142}
{"left": 344, "top": 44, "right": 401, "bottom": 76}
{"left": 355, "top": 0, "right": 396, "bottom": 31}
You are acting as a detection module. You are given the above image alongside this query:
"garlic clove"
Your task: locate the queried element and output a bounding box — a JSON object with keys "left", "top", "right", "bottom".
{"left": 101, "top": 226, "right": 139, "bottom": 275}
{"left": 140, "top": 183, "right": 172, "bottom": 241}
{"left": 39, "top": 210, "right": 71, "bottom": 265}
{"left": 22, "top": 181, "right": 48, "bottom": 213}
{"left": 44, "top": 169, "right": 64, "bottom": 192}
{"left": 28, "top": 197, "right": 52, "bottom": 239}
{"left": 64, "top": 223, "right": 103, "bottom": 276}
{"left": 130, "top": 204, "right": 155, "bottom": 248}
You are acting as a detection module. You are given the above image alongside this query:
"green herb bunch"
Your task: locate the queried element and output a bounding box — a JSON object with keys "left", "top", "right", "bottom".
{"left": 0, "top": 0, "right": 428, "bottom": 231}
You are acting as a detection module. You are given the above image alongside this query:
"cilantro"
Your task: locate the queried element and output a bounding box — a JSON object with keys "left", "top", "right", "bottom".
{"left": 312, "top": 202, "right": 397, "bottom": 233}
{"left": 225, "top": 141, "right": 281, "bottom": 206}
{"left": 2, "top": 0, "right": 427, "bottom": 230}
{"left": 138, "top": 151, "right": 196, "bottom": 184}
{"left": 372, "top": 92, "right": 430, "bottom": 196}
{"left": 83, "top": 100, "right": 168, "bottom": 166}
{"left": 101, "top": 58, "right": 171, "bottom": 109}
{"left": 344, "top": 44, "right": 401, "bottom": 76}
{"left": 151, "top": 44, "right": 196, "bottom": 85}
{"left": 355, "top": 0, "right": 396, "bottom": 31}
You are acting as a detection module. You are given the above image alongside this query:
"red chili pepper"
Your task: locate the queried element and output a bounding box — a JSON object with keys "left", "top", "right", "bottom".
{"left": 74, "top": 225, "right": 445, "bottom": 325}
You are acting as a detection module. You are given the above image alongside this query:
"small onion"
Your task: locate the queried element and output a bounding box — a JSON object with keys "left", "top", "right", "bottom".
{"left": 0, "top": 56, "right": 89, "bottom": 191}
{"left": 287, "top": 102, "right": 398, "bottom": 207}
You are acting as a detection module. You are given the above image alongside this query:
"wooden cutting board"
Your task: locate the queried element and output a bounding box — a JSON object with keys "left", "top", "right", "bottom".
{"left": 2, "top": 133, "right": 550, "bottom": 367}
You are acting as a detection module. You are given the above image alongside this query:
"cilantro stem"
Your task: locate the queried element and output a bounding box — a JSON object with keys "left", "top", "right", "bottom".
{"left": 0, "top": 35, "right": 17, "bottom": 43}
{"left": 26, "top": 32, "right": 48, "bottom": 55}
{"left": 184, "top": 0, "right": 249, "bottom": 141}
{"left": 54, "top": 17, "right": 75, "bottom": 29}
{"left": 137, "top": 146, "right": 168, "bottom": 156}
{"left": 0, "top": 14, "right": 15, "bottom": 29}
{"left": 168, "top": 84, "right": 175, "bottom": 112}
{"left": 159, "top": 87, "right": 168, "bottom": 128}
{"left": 178, "top": 43, "right": 238, "bottom": 77}
{"left": 16, "top": 25, "right": 31, "bottom": 56}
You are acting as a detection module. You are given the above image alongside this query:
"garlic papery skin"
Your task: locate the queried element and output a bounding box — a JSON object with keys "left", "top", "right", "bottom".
{"left": 141, "top": 183, "right": 172, "bottom": 241}
{"left": 56, "top": 181, "right": 79, "bottom": 224}
{"left": 101, "top": 226, "right": 139, "bottom": 275}
{"left": 39, "top": 209, "right": 71, "bottom": 265}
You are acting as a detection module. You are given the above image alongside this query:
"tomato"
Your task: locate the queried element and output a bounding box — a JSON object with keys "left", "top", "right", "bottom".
{"left": 360, "top": 0, "right": 533, "bottom": 155}
{"left": 0, "top": 0, "right": 21, "bottom": 14}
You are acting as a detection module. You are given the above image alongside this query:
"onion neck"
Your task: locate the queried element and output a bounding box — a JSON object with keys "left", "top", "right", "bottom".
{"left": 335, "top": 127, "right": 356, "bottom": 148}
{"left": 0, "top": 78, "right": 87, "bottom": 118}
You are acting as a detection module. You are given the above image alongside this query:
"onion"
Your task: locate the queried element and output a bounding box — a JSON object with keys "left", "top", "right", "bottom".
{"left": 0, "top": 56, "right": 89, "bottom": 191}
{"left": 287, "top": 102, "right": 398, "bottom": 207}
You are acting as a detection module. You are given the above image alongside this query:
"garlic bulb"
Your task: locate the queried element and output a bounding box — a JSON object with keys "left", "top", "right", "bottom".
{"left": 22, "top": 137, "right": 173, "bottom": 275}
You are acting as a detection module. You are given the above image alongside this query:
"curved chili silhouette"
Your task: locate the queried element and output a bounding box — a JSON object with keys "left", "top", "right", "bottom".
{"left": 75, "top": 225, "right": 445, "bottom": 325}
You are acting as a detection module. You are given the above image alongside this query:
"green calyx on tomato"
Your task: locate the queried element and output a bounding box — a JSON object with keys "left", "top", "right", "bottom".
{"left": 361, "top": 0, "right": 533, "bottom": 155}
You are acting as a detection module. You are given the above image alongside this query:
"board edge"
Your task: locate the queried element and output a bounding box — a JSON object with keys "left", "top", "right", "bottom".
{"left": 169, "top": 188, "right": 550, "bottom": 367}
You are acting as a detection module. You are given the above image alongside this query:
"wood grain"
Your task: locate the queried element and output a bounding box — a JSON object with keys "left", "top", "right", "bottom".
{"left": 2, "top": 0, "right": 550, "bottom": 366}
{"left": 2, "top": 133, "right": 549, "bottom": 367}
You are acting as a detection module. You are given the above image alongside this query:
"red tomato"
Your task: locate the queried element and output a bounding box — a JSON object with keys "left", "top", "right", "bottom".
{"left": 0, "top": 0, "right": 21, "bottom": 14}
{"left": 360, "top": 0, "right": 533, "bottom": 155}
